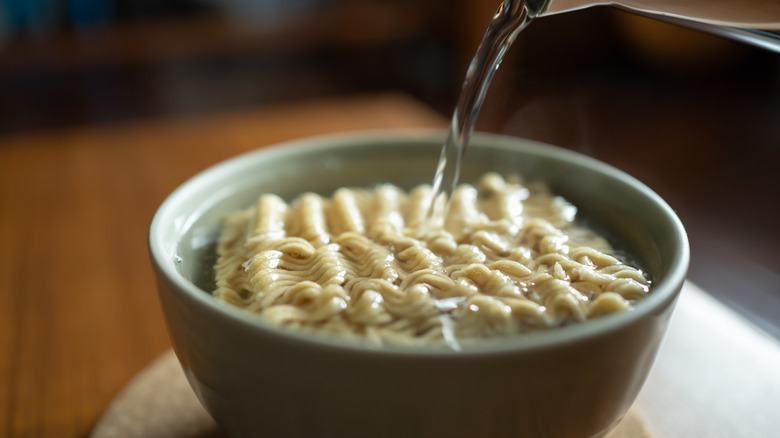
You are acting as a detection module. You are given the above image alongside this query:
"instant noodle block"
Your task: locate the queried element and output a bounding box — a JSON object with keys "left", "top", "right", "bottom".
{"left": 212, "top": 173, "right": 652, "bottom": 347}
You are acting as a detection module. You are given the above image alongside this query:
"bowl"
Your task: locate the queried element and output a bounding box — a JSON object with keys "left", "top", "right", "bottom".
{"left": 148, "top": 130, "right": 689, "bottom": 438}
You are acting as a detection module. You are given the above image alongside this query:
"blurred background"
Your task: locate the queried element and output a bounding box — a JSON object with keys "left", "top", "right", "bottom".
{"left": 1, "top": 0, "right": 778, "bottom": 338}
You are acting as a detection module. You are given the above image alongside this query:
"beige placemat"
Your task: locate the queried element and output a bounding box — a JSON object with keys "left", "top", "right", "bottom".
{"left": 91, "top": 350, "right": 651, "bottom": 438}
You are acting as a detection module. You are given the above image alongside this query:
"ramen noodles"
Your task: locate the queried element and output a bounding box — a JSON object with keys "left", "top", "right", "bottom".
{"left": 212, "top": 173, "right": 650, "bottom": 347}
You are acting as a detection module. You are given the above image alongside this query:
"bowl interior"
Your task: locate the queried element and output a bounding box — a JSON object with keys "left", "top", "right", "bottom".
{"left": 150, "top": 130, "right": 688, "bottom": 351}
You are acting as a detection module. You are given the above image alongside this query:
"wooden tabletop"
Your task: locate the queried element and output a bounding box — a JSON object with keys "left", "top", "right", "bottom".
{"left": 2, "top": 93, "right": 779, "bottom": 438}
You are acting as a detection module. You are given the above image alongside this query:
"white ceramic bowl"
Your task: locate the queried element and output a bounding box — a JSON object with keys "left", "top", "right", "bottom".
{"left": 149, "top": 130, "right": 689, "bottom": 438}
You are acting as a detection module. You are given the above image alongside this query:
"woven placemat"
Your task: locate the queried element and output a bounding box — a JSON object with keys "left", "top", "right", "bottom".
{"left": 91, "top": 349, "right": 651, "bottom": 438}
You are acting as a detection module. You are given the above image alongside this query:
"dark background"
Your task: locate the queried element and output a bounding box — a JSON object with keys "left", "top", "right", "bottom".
{"left": 1, "top": 0, "right": 778, "bottom": 337}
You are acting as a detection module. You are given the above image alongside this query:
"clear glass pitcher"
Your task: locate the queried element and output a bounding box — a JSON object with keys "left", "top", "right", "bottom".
{"left": 532, "top": 0, "right": 780, "bottom": 51}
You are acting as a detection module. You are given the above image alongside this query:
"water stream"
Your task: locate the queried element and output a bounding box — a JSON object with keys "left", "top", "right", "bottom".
{"left": 429, "top": 0, "right": 544, "bottom": 219}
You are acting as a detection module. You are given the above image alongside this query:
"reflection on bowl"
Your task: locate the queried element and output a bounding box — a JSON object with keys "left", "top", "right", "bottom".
{"left": 149, "top": 130, "right": 688, "bottom": 438}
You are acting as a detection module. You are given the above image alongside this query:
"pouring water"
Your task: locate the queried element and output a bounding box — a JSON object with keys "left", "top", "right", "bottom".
{"left": 429, "top": 0, "right": 780, "bottom": 219}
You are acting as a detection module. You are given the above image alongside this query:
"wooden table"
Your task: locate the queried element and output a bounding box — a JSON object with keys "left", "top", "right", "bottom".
{"left": 2, "top": 93, "right": 779, "bottom": 438}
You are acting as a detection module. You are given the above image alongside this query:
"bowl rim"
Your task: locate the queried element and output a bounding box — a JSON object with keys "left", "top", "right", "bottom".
{"left": 148, "top": 129, "right": 690, "bottom": 356}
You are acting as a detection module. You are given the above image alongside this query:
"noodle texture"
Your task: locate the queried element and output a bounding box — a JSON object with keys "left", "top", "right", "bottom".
{"left": 213, "top": 173, "right": 650, "bottom": 347}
